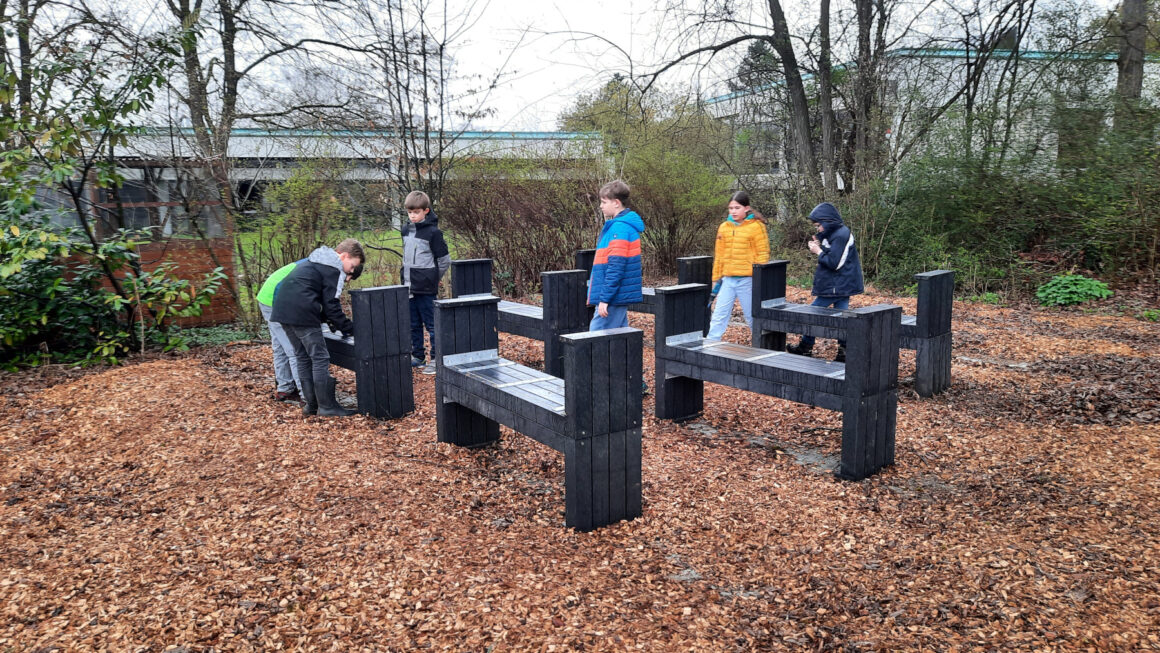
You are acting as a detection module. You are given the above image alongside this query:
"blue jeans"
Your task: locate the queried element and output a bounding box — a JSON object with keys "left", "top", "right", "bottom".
{"left": 410, "top": 293, "right": 436, "bottom": 360}
{"left": 798, "top": 296, "right": 850, "bottom": 349}
{"left": 589, "top": 304, "right": 629, "bottom": 331}
{"left": 706, "top": 276, "right": 753, "bottom": 340}
{"left": 260, "top": 302, "right": 300, "bottom": 392}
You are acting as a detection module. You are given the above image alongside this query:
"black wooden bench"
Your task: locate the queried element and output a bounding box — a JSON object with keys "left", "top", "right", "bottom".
{"left": 655, "top": 283, "right": 900, "bottom": 480}
{"left": 450, "top": 259, "right": 589, "bottom": 377}
{"left": 750, "top": 261, "right": 954, "bottom": 397}
{"left": 434, "top": 293, "right": 643, "bottom": 531}
{"left": 322, "top": 285, "right": 414, "bottom": 419}
{"left": 573, "top": 249, "right": 713, "bottom": 330}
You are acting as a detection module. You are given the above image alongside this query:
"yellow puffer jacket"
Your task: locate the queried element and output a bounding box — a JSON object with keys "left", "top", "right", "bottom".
{"left": 712, "top": 215, "right": 770, "bottom": 281}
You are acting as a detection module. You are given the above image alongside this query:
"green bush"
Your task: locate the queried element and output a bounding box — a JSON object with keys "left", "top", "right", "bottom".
{"left": 1140, "top": 309, "right": 1160, "bottom": 322}
{"left": 965, "top": 291, "right": 1004, "bottom": 305}
{"left": 1035, "top": 274, "right": 1113, "bottom": 306}
{"left": 0, "top": 213, "right": 226, "bottom": 367}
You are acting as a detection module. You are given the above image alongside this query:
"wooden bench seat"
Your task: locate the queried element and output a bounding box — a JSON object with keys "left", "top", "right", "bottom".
{"left": 435, "top": 294, "right": 643, "bottom": 531}
{"left": 751, "top": 262, "right": 954, "bottom": 396}
{"left": 656, "top": 283, "right": 901, "bottom": 480}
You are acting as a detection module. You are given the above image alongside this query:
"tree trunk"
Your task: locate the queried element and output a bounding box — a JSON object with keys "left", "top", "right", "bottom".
{"left": 853, "top": 0, "right": 874, "bottom": 187}
{"left": 1115, "top": 0, "right": 1146, "bottom": 131}
{"left": 819, "top": 0, "right": 838, "bottom": 194}
{"left": 765, "top": 0, "right": 819, "bottom": 185}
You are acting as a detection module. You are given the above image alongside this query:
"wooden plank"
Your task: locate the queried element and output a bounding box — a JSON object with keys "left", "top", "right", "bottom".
{"left": 564, "top": 336, "right": 593, "bottom": 438}
{"left": 624, "top": 427, "right": 643, "bottom": 518}
{"left": 565, "top": 438, "right": 594, "bottom": 530}
{"left": 591, "top": 433, "right": 611, "bottom": 528}
{"left": 590, "top": 337, "right": 611, "bottom": 436}
{"left": 451, "top": 259, "right": 493, "bottom": 297}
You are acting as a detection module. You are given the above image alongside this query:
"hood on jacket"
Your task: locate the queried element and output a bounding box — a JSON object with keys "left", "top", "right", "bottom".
{"left": 809, "top": 202, "right": 843, "bottom": 227}
{"left": 308, "top": 246, "right": 343, "bottom": 271}
{"left": 608, "top": 209, "right": 645, "bottom": 235}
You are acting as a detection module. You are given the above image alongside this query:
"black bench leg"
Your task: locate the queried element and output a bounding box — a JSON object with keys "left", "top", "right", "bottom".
{"left": 564, "top": 430, "right": 642, "bottom": 532}
{"left": 915, "top": 333, "right": 951, "bottom": 397}
{"left": 752, "top": 327, "right": 786, "bottom": 352}
{"left": 654, "top": 359, "right": 703, "bottom": 422}
{"left": 436, "top": 383, "right": 500, "bottom": 447}
{"left": 838, "top": 390, "right": 897, "bottom": 480}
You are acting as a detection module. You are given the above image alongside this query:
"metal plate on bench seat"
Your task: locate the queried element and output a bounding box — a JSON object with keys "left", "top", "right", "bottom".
{"left": 447, "top": 356, "right": 566, "bottom": 414}
{"left": 498, "top": 300, "right": 544, "bottom": 320}
{"left": 670, "top": 338, "right": 846, "bottom": 380}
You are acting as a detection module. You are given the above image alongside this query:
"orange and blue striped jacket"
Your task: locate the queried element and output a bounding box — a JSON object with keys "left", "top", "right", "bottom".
{"left": 588, "top": 209, "right": 645, "bottom": 305}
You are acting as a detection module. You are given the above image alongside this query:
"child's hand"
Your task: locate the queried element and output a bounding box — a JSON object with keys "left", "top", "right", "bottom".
{"left": 808, "top": 239, "right": 822, "bottom": 255}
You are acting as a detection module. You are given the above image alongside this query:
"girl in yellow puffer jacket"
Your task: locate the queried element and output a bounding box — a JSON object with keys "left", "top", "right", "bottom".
{"left": 706, "top": 191, "right": 771, "bottom": 340}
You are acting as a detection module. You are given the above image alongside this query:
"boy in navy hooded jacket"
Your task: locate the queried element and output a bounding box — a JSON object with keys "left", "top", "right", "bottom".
{"left": 786, "top": 202, "right": 864, "bottom": 362}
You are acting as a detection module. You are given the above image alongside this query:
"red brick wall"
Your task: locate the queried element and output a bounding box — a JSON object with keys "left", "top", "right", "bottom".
{"left": 136, "top": 239, "right": 238, "bottom": 327}
{"left": 74, "top": 238, "right": 240, "bottom": 328}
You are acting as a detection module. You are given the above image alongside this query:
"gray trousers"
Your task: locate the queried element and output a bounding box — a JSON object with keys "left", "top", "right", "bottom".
{"left": 260, "top": 302, "right": 300, "bottom": 392}
{"left": 282, "top": 323, "right": 332, "bottom": 389}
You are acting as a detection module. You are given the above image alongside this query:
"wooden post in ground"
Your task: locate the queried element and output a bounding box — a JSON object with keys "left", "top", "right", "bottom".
{"left": 434, "top": 294, "right": 501, "bottom": 447}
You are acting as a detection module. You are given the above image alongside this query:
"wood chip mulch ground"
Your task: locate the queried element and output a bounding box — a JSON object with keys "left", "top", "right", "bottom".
{"left": 2, "top": 285, "right": 1159, "bottom": 651}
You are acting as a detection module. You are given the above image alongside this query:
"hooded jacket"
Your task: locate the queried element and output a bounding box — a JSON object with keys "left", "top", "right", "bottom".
{"left": 809, "top": 202, "right": 864, "bottom": 298}
{"left": 269, "top": 246, "right": 354, "bottom": 335}
{"left": 712, "top": 213, "right": 770, "bottom": 281}
{"left": 588, "top": 208, "right": 645, "bottom": 305}
{"left": 402, "top": 210, "right": 451, "bottom": 295}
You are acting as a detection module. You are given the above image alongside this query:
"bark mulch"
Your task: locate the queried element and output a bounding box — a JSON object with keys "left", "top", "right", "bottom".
{"left": 2, "top": 287, "right": 1158, "bottom": 651}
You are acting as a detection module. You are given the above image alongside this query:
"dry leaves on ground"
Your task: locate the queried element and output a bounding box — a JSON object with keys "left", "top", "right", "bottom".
{"left": 1, "top": 286, "right": 1159, "bottom": 651}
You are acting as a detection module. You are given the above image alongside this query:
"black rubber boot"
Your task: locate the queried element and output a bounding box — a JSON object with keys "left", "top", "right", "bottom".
{"left": 317, "top": 376, "right": 357, "bottom": 417}
{"left": 786, "top": 341, "right": 813, "bottom": 357}
{"left": 300, "top": 375, "right": 318, "bottom": 416}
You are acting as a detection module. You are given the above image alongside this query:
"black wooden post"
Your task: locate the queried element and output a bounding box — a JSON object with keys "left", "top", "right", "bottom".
{"left": 751, "top": 260, "right": 789, "bottom": 350}
{"left": 678, "top": 256, "right": 713, "bottom": 334}
{"left": 542, "top": 270, "right": 591, "bottom": 378}
{"left": 434, "top": 294, "right": 501, "bottom": 447}
{"left": 575, "top": 249, "right": 596, "bottom": 323}
{"left": 450, "top": 259, "right": 493, "bottom": 298}
{"left": 838, "top": 304, "right": 901, "bottom": 481}
{"left": 574, "top": 249, "right": 595, "bottom": 279}
{"left": 562, "top": 327, "right": 643, "bottom": 531}
{"left": 913, "top": 270, "right": 954, "bottom": 397}
{"left": 654, "top": 284, "right": 710, "bottom": 421}
{"left": 347, "top": 286, "right": 414, "bottom": 419}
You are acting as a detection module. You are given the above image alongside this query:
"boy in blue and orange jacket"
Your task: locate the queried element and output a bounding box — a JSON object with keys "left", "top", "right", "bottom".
{"left": 588, "top": 179, "right": 645, "bottom": 331}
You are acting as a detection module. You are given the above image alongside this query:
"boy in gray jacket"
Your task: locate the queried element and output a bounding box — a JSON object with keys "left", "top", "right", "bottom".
{"left": 401, "top": 191, "right": 451, "bottom": 374}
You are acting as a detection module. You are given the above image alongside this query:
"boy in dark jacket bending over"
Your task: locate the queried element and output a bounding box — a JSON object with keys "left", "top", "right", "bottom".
{"left": 401, "top": 190, "right": 451, "bottom": 375}
{"left": 271, "top": 238, "right": 365, "bottom": 416}
{"left": 786, "top": 202, "right": 864, "bottom": 362}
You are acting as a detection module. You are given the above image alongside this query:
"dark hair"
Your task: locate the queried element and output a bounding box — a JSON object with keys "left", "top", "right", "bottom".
{"left": 730, "top": 190, "right": 751, "bottom": 207}
{"left": 335, "top": 238, "right": 365, "bottom": 264}
{"left": 404, "top": 190, "right": 431, "bottom": 210}
{"left": 599, "top": 179, "right": 630, "bottom": 204}
{"left": 729, "top": 190, "right": 766, "bottom": 221}
{"left": 349, "top": 262, "right": 364, "bottom": 281}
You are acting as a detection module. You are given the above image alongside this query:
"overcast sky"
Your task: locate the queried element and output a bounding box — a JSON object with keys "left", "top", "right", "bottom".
{"left": 450, "top": 0, "right": 722, "bottom": 131}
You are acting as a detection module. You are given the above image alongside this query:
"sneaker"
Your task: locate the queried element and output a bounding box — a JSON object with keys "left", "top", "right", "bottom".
{"left": 786, "top": 342, "right": 813, "bottom": 357}
{"left": 834, "top": 346, "right": 846, "bottom": 363}
{"left": 422, "top": 362, "right": 437, "bottom": 375}
{"left": 411, "top": 356, "right": 425, "bottom": 368}
{"left": 275, "top": 388, "right": 301, "bottom": 402}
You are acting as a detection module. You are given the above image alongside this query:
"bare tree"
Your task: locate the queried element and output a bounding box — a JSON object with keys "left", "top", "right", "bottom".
{"left": 1114, "top": 0, "right": 1147, "bottom": 130}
